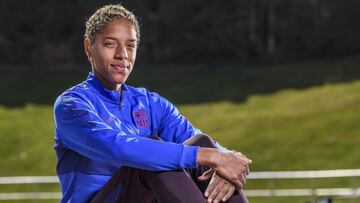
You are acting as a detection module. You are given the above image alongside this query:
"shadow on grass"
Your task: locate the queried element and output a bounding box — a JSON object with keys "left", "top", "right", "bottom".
{"left": 1, "top": 56, "right": 360, "bottom": 107}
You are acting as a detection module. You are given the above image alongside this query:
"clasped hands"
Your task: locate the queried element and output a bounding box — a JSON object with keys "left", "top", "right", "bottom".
{"left": 198, "top": 150, "right": 251, "bottom": 203}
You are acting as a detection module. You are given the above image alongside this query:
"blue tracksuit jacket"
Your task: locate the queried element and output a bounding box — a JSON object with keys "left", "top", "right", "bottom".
{"left": 54, "top": 73, "right": 201, "bottom": 202}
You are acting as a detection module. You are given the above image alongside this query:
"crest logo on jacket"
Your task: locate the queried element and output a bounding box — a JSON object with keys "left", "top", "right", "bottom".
{"left": 133, "top": 109, "right": 149, "bottom": 128}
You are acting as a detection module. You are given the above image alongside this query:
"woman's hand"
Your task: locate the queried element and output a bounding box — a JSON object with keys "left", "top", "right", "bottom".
{"left": 198, "top": 169, "right": 237, "bottom": 203}
{"left": 197, "top": 148, "right": 252, "bottom": 189}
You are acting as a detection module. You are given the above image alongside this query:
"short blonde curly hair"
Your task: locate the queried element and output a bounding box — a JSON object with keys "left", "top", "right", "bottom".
{"left": 84, "top": 4, "right": 140, "bottom": 44}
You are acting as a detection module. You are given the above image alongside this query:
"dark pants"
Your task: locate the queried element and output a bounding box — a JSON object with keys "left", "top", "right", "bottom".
{"left": 90, "top": 134, "right": 248, "bottom": 203}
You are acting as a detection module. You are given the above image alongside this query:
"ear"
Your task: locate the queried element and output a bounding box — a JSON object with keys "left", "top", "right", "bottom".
{"left": 84, "top": 38, "right": 92, "bottom": 62}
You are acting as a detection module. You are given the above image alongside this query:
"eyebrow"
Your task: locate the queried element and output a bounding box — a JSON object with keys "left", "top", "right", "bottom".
{"left": 103, "top": 37, "right": 137, "bottom": 43}
{"left": 128, "top": 39, "right": 137, "bottom": 43}
{"left": 103, "top": 37, "right": 118, "bottom": 41}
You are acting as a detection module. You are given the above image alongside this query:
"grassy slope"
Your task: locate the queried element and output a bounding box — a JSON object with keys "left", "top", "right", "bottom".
{"left": 0, "top": 80, "right": 359, "bottom": 202}
{"left": 180, "top": 80, "right": 360, "bottom": 171}
{"left": 0, "top": 57, "right": 359, "bottom": 202}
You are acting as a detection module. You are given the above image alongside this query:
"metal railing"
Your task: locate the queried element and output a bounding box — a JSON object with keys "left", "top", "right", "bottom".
{"left": 245, "top": 169, "right": 360, "bottom": 199}
{"left": 0, "top": 169, "right": 359, "bottom": 200}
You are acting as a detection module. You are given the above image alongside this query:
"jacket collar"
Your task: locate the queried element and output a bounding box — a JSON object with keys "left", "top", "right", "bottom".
{"left": 84, "top": 72, "right": 128, "bottom": 104}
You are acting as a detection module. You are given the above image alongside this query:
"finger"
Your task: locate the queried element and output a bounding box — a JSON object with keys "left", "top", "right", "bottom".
{"left": 204, "top": 176, "right": 219, "bottom": 197}
{"left": 246, "top": 165, "right": 250, "bottom": 175}
{"left": 231, "top": 150, "right": 242, "bottom": 156}
{"left": 198, "top": 168, "right": 215, "bottom": 181}
{"left": 213, "top": 185, "right": 229, "bottom": 203}
{"left": 207, "top": 183, "right": 223, "bottom": 203}
{"left": 198, "top": 173, "right": 212, "bottom": 181}
{"left": 231, "top": 152, "right": 250, "bottom": 167}
{"left": 241, "top": 155, "right": 252, "bottom": 165}
{"left": 239, "top": 173, "right": 247, "bottom": 186}
{"left": 232, "top": 150, "right": 252, "bottom": 164}
{"left": 233, "top": 179, "right": 243, "bottom": 189}
{"left": 222, "top": 186, "right": 235, "bottom": 202}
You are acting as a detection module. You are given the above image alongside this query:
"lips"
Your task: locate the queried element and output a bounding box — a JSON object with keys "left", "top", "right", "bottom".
{"left": 110, "top": 63, "right": 128, "bottom": 73}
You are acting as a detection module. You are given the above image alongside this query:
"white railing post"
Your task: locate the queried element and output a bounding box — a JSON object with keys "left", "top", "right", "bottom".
{"left": 268, "top": 178, "right": 274, "bottom": 203}
{"left": 351, "top": 176, "right": 357, "bottom": 203}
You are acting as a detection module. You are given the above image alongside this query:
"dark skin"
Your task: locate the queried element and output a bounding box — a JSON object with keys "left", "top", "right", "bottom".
{"left": 84, "top": 18, "right": 252, "bottom": 203}
{"left": 84, "top": 19, "right": 137, "bottom": 91}
{"left": 198, "top": 151, "right": 251, "bottom": 202}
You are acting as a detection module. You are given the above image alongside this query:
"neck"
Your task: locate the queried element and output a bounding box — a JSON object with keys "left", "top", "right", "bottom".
{"left": 92, "top": 71, "right": 122, "bottom": 91}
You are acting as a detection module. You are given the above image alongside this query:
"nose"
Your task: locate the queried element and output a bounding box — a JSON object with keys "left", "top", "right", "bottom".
{"left": 114, "top": 45, "right": 128, "bottom": 60}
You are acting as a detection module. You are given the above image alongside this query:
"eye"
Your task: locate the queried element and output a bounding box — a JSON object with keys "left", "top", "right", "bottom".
{"left": 127, "top": 43, "right": 136, "bottom": 50}
{"left": 104, "top": 41, "right": 116, "bottom": 48}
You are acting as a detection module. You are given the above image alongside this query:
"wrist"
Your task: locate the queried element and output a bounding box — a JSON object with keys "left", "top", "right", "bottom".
{"left": 197, "top": 147, "right": 220, "bottom": 168}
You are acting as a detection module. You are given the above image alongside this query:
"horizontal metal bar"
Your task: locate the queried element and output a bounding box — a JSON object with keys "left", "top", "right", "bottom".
{"left": 0, "top": 176, "right": 58, "bottom": 184}
{"left": 0, "top": 188, "right": 359, "bottom": 200}
{"left": 0, "top": 192, "right": 61, "bottom": 200}
{"left": 244, "top": 188, "right": 360, "bottom": 197}
{"left": 1, "top": 169, "right": 360, "bottom": 185}
{"left": 247, "top": 169, "right": 360, "bottom": 179}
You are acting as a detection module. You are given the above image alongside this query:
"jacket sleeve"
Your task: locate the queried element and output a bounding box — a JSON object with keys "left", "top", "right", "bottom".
{"left": 150, "top": 93, "right": 229, "bottom": 151}
{"left": 54, "top": 93, "right": 199, "bottom": 171}
{"left": 148, "top": 92, "right": 201, "bottom": 143}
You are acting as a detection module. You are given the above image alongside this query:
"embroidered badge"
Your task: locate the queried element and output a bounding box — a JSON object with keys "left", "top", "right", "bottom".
{"left": 133, "top": 109, "right": 149, "bottom": 128}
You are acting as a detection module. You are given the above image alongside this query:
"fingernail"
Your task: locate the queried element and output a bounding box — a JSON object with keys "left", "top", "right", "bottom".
{"left": 222, "top": 198, "right": 227, "bottom": 202}
{"left": 207, "top": 199, "right": 212, "bottom": 203}
{"left": 214, "top": 200, "right": 219, "bottom": 203}
{"left": 205, "top": 192, "right": 209, "bottom": 197}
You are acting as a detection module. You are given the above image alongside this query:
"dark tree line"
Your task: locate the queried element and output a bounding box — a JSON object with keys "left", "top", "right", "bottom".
{"left": 0, "top": 0, "right": 359, "bottom": 68}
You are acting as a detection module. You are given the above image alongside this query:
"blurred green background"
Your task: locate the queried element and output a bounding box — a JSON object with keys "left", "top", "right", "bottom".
{"left": 1, "top": 58, "right": 359, "bottom": 202}
{"left": 1, "top": 0, "right": 360, "bottom": 202}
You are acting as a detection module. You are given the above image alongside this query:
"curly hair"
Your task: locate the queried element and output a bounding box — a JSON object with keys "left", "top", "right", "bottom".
{"left": 84, "top": 4, "right": 140, "bottom": 45}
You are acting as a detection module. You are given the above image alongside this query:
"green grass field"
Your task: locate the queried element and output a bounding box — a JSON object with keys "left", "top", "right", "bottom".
{"left": 0, "top": 56, "right": 359, "bottom": 202}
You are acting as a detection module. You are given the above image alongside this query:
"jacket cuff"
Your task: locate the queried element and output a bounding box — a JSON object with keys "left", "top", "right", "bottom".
{"left": 179, "top": 145, "right": 199, "bottom": 168}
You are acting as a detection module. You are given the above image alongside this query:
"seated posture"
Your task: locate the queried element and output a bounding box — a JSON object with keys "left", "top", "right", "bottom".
{"left": 54, "top": 4, "right": 252, "bottom": 203}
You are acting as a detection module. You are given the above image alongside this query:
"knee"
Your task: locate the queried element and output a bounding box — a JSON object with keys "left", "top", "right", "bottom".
{"left": 187, "top": 134, "right": 216, "bottom": 148}
{"left": 194, "top": 133, "right": 212, "bottom": 143}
